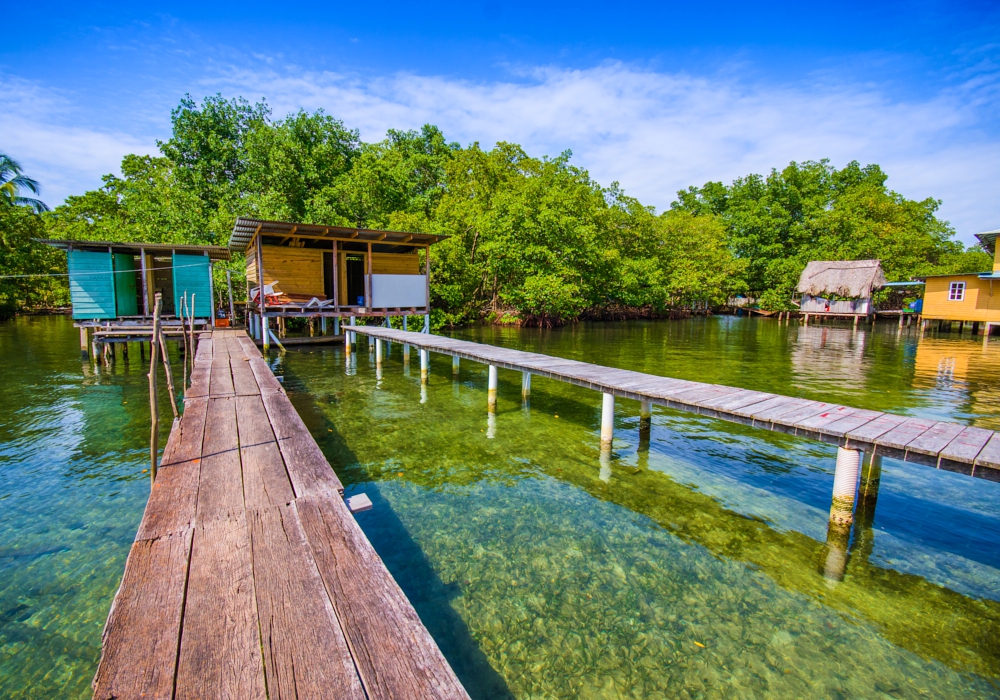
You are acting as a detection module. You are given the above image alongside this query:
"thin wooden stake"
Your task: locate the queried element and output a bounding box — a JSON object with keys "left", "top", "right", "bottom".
{"left": 188, "top": 293, "right": 197, "bottom": 374}
{"left": 159, "top": 328, "right": 179, "bottom": 420}
{"left": 181, "top": 293, "right": 190, "bottom": 389}
{"left": 148, "top": 294, "right": 162, "bottom": 486}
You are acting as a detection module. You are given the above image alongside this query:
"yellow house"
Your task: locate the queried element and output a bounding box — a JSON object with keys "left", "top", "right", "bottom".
{"left": 921, "top": 229, "right": 1000, "bottom": 333}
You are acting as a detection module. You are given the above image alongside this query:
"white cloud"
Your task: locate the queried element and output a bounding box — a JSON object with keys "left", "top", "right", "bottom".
{"left": 210, "top": 60, "right": 1000, "bottom": 243}
{"left": 0, "top": 76, "right": 157, "bottom": 208}
{"left": 5, "top": 60, "right": 999, "bottom": 244}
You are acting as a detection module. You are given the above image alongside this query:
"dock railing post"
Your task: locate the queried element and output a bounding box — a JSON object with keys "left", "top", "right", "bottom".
{"left": 487, "top": 364, "right": 498, "bottom": 412}
{"left": 147, "top": 294, "right": 163, "bottom": 487}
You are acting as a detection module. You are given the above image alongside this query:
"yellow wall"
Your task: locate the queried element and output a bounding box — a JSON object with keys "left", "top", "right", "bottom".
{"left": 246, "top": 245, "right": 324, "bottom": 297}
{"left": 994, "top": 243, "right": 1000, "bottom": 273}
{"left": 922, "top": 274, "right": 1000, "bottom": 322}
{"left": 246, "top": 244, "right": 423, "bottom": 304}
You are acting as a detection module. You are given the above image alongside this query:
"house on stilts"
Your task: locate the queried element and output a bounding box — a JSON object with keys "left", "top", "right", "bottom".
{"left": 796, "top": 260, "right": 888, "bottom": 327}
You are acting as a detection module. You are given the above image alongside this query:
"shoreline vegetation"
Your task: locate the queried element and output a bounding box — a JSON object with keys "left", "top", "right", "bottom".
{"left": 1, "top": 94, "right": 991, "bottom": 325}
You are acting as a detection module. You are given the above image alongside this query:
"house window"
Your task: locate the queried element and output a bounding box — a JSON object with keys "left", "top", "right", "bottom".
{"left": 948, "top": 281, "right": 966, "bottom": 301}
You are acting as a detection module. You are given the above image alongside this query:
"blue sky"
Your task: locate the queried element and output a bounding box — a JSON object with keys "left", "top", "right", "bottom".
{"left": 4, "top": 1, "right": 999, "bottom": 243}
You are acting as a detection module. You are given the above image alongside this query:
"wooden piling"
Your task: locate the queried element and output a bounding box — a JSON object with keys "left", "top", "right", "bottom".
{"left": 147, "top": 294, "right": 163, "bottom": 485}
{"left": 639, "top": 400, "right": 652, "bottom": 441}
{"left": 159, "top": 329, "right": 179, "bottom": 420}
{"left": 80, "top": 326, "right": 89, "bottom": 358}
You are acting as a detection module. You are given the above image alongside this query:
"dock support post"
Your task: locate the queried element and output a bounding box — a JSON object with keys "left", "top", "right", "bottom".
{"left": 375, "top": 338, "right": 383, "bottom": 369}
{"left": 639, "top": 400, "right": 652, "bottom": 441}
{"left": 262, "top": 315, "right": 270, "bottom": 352}
{"left": 973, "top": 321, "right": 980, "bottom": 335}
{"left": 80, "top": 326, "right": 89, "bottom": 359}
{"left": 349, "top": 316, "right": 356, "bottom": 346}
{"left": 333, "top": 317, "right": 340, "bottom": 336}
{"left": 857, "top": 451, "right": 882, "bottom": 526}
{"left": 521, "top": 371, "right": 531, "bottom": 400}
{"left": 803, "top": 313, "right": 809, "bottom": 325}
{"left": 453, "top": 355, "right": 460, "bottom": 376}
{"left": 830, "top": 446, "right": 861, "bottom": 526}
{"left": 601, "top": 392, "right": 615, "bottom": 446}
{"left": 853, "top": 314, "right": 859, "bottom": 329}
{"left": 985, "top": 323, "right": 993, "bottom": 348}
{"left": 420, "top": 348, "right": 429, "bottom": 384}
{"left": 487, "top": 364, "right": 498, "bottom": 411}
{"left": 321, "top": 317, "right": 327, "bottom": 334}
{"left": 898, "top": 314, "right": 904, "bottom": 329}
{"left": 424, "top": 314, "right": 430, "bottom": 333}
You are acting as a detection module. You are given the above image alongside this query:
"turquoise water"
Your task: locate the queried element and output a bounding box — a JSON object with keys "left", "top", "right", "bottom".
{"left": 1, "top": 315, "right": 999, "bottom": 697}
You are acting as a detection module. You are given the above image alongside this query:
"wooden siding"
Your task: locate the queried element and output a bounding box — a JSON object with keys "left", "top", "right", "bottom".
{"left": 173, "top": 254, "right": 213, "bottom": 317}
{"left": 922, "top": 275, "right": 1000, "bottom": 322}
{"left": 371, "top": 252, "right": 419, "bottom": 275}
{"left": 68, "top": 249, "right": 116, "bottom": 320}
{"left": 247, "top": 246, "right": 324, "bottom": 298}
{"left": 113, "top": 253, "right": 138, "bottom": 316}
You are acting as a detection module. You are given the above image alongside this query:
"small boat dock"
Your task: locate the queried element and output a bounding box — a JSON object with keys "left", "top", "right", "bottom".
{"left": 92, "top": 330, "right": 468, "bottom": 699}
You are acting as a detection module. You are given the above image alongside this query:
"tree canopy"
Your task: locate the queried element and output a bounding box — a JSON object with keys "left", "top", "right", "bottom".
{"left": 3, "top": 95, "right": 989, "bottom": 322}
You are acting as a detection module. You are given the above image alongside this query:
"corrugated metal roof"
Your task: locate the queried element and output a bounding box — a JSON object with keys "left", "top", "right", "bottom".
{"left": 975, "top": 229, "right": 1000, "bottom": 253}
{"left": 229, "top": 217, "right": 449, "bottom": 252}
{"left": 38, "top": 239, "right": 231, "bottom": 261}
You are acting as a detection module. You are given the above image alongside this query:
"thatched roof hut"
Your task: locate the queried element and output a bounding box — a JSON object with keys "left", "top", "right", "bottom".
{"left": 796, "top": 260, "right": 887, "bottom": 299}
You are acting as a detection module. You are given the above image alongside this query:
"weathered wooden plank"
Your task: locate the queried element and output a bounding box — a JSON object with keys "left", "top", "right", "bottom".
{"left": 248, "top": 357, "right": 285, "bottom": 394}
{"left": 815, "top": 409, "right": 884, "bottom": 438}
{"left": 175, "top": 517, "right": 266, "bottom": 700}
{"left": 230, "top": 353, "right": 261, "bottom": 396}
{"left": 844, "top": 413, "right": 909, "bottom": 443}
{"left": 136, "top": 396, "right": 207, "bottom": 540}
{"left": 873, "top": 417, "right": 938, "bottom": 451}
{"left": 791, "top": 405, "right": 856, "bottom": 432}
{"left": 297, "top": 493, "right": 470, "bottom": 700}
{"left": 210, "top": 358, "right": 236, "bottom": 396}
{"left": 236, "top": 395, "right": 295, "bottom": 510}
{"left": 92, "top": 528, "right": 193, "bottom": 700}
{"left": 906, "top": 421, "right": 967, "bottom": 458}
{"left": 940, "top": 426, "right": 993, "bottom": 464}
{"left": 249, "top": 504, "right": 366, "bottom": 699}
{"left": 974, "top": 433, "right": 1000, "bottom": 470}
{"left": 728, "top": 395, "right": 802, "bottom": 419}
{"left": 261, "top": 392, "right": 345, "bottom": 497}
{"left": 197, "top": 397, "right": 245, "bottom": 523}
{"left": 766, "top": 401, "right": 838, "bottom": 426}
{"left": 237, "top": 334, "right": 263, "bottom": 359}
{"left": 699, "top": 390, "right": 776, "bottom": 412}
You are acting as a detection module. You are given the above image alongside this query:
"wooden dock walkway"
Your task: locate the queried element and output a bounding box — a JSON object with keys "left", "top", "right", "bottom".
{"left": 93, "top": 330, "right": 469, "bottom": 700}
{"left": 351, "top": 326, "right": 1000, "bottom": 480}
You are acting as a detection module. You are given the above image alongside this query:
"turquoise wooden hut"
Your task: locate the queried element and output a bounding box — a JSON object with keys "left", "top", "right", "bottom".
{"left": 41, "top": 240, "right": 230, "bottom": 321}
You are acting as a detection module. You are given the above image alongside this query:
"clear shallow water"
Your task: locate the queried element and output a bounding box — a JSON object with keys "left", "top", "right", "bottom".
{"left": 1, "top": 316, "right": 1000, "bottom": 697}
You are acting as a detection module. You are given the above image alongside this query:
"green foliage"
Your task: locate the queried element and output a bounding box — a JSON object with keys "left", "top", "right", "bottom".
{"left": 0, "top": 206, "right": 68, "bottom": 317}
{"left": 14, "top": 96, "right": 983, "bottom": 323}
{"left": 672, "top": 160, "right": 979, "bottom": 292}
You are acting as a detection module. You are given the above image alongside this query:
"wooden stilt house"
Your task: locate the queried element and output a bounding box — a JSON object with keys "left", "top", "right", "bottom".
{"left": 41, "top": 239, "right": 230, "bottom": 324}
{"left": 918, "top": 229, "right": 1000, "bottom": 335}
{"left": 229, "top": 218, "right": 448, "bottom": 338}
{"left": 796, "top": 260, "right": 887, "bottom": 324}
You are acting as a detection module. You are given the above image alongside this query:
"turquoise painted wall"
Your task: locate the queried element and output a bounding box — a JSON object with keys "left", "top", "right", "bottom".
{"left": 172, "top": 254, "right": 212, "bottom": 317}
{"left": 68, "top": 250, "right": 115, "bottom": 320}
{"left": 113, "top": 253, "right": 138, "bottom": 316}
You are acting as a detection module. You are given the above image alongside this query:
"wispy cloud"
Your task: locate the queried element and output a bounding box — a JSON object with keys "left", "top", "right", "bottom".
{"left": 208, "top": 58, "right": 1000, "bottom": 240}
{"left": 5, "top": 57, "right": 999, "bottom": 242}
{"left": 0, "top": 75, "right": 158, "bottom": 207}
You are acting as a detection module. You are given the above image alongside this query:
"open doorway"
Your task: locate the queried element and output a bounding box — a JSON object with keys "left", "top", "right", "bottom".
{"left": 345, "top": 254, "right": 366, "bottom": 306}
{"left": 151, "top": 257, "right": 176, "bottom": 315}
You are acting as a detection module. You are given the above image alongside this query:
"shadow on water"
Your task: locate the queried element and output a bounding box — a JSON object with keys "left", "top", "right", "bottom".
{"left": 282, "top": 363, "right": 515, "bottom": 700}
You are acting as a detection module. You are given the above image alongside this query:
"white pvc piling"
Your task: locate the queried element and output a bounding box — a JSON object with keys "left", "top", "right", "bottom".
{"left": 601, "top": 393, "right": 615, "bottom": 445}
{"left": 420, "top": 348, "right": 429, "bottom": 384}
{"left": 488, "top": 364, "right": 498, "bottom": 411}
{"left": 452, "top": 355, "right": 460, "bottom": 375}
{"left": 830, "top": 447, "right": 861, "bottom": 525}
{"left": 522, "top": 371, "right": 531, "bottom": 399}
{"left": 375, "top": 338, "right": 383, "bottom": 368}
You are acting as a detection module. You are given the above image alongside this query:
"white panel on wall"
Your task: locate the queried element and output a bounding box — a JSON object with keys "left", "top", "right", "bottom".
{"left": 371, "top": 274, "right": 428, "bottom": 308}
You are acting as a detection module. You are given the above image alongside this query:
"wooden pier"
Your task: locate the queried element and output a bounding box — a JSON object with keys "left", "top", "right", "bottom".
{"left": 93, "top": 330, "right": 469, "bottom": 700}
{"left": 351, "top": 326, "right": 1000, "bottom": 480}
